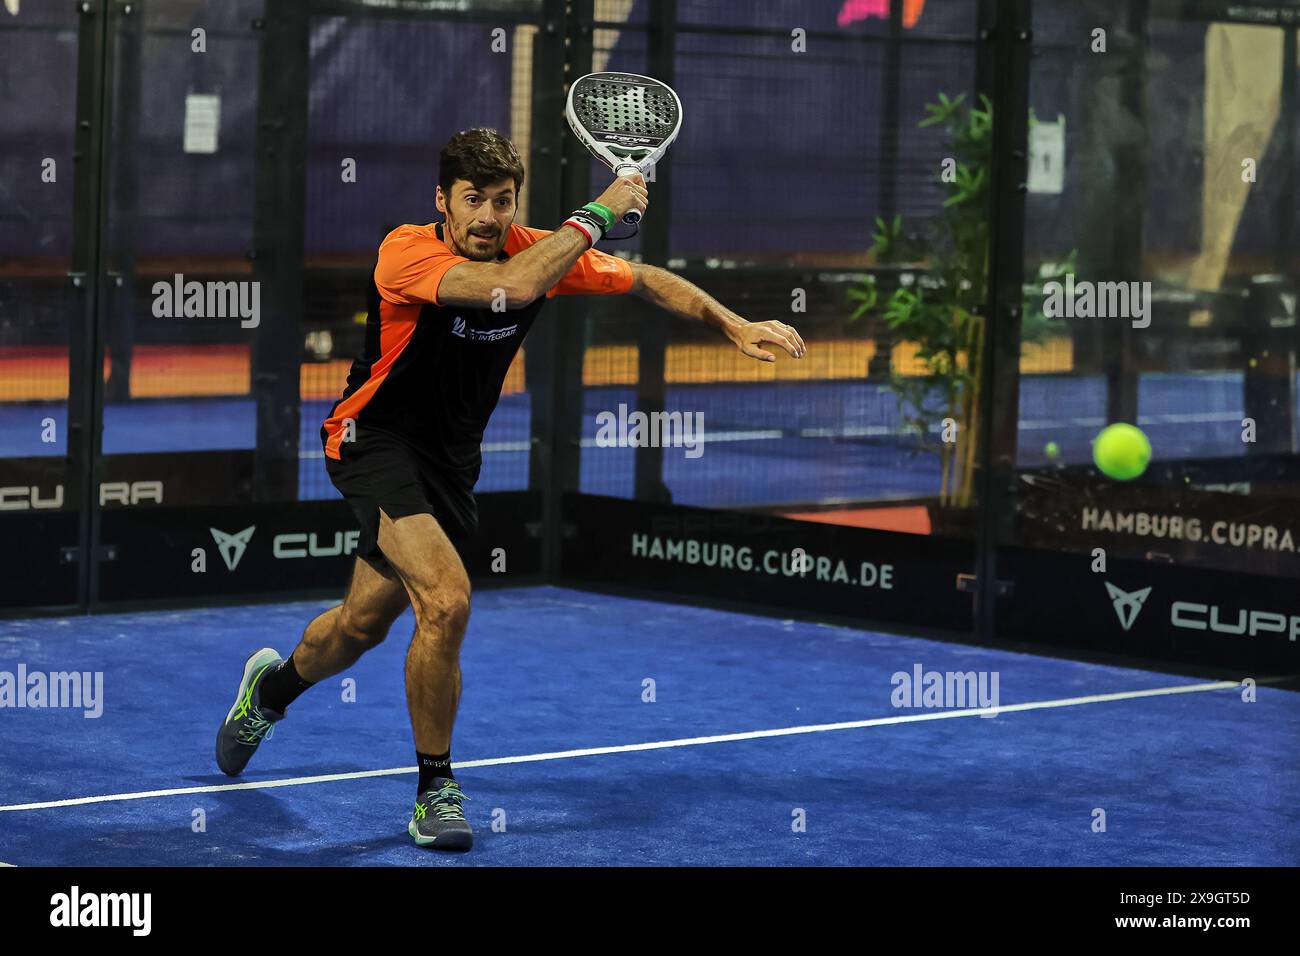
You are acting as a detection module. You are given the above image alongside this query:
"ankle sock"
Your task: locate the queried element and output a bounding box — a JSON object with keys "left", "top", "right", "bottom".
{"left": 417, "top": 750, "right": 453, "bottom": 794}
{"left": 258, "top": 655, "right": 314, "bottom": 713}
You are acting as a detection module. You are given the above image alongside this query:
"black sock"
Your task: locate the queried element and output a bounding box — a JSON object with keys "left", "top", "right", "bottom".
{"left": 258, "top": 655, "right": 315, "bottom": 713}
{"left": 417, "top": 750, "right": 453, "bottom": 793}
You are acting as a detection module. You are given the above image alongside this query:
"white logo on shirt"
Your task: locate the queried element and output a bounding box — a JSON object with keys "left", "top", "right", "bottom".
{"left": 450, "top": 315, "right": 518, "bottom": 343}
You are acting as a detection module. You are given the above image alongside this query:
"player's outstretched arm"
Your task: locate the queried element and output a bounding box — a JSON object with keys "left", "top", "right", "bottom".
{"left": 436, "top": 228, "right": 588, "bottom": 310}
{"left": 628, "top": 262, "right": 806, "bottom": 362}
{"left": 437, "top": 175, "right": 649, "bottom": 310}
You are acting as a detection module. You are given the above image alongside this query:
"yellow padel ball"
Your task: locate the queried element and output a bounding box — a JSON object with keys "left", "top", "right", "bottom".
{"left": 1092, "top": 422, "right": 1151, "bottom": 480}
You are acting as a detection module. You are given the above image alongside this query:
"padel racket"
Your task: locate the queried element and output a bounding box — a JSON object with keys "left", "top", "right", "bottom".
{"left": 565, "top": 72, "right": 682, "bottom": 224}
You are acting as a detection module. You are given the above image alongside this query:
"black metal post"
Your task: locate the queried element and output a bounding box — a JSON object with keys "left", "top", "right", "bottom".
{"left": 1104, "top": 1, "right": 1148, "bottom": 427}
{"left": 104, "top": 0, "right": 142, "bottom": 405}
{"left": 251, "top": 0, "right": 309, "bottom": 502}
{"left": 527, "top": 0, "right": 592, "bottom": 578}
{"left": 972, "top": 0, "right": 1031, "bottom": 643}
{"left": 632, "top": 0, "right": 675, "bottom": 503}
{"left": 1278, "top": 26, "right": 1298, "bottom": 452}
{"left": 1277, "top": 27, "right": 1296, "bottom": 275}
{"left": 69, "top": 0, "right": 113, "bottom": 608}
{"left": 867, "top": 0, "right": 905, "bottom": 379}
{"left": 1243, "top": 275, "right": 1297, "bottom": 455}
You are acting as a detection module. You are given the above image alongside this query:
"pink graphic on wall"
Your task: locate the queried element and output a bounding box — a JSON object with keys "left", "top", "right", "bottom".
{"left": 837, "top": 0, "right": 927, "bottom": 29}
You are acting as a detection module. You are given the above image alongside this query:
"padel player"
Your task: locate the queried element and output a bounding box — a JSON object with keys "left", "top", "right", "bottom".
{"left": 215, "top": 128, "right": 806, "bottom": 850}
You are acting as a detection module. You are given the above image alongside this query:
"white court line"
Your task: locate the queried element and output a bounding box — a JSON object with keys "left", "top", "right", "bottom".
{"left": 0, "top": 679, "right": 1250, "bottom": 814}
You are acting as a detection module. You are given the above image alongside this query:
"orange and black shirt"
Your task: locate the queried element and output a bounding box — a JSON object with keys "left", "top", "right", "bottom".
{"left": 321, "top": 220, "right": 633, "bottom": 491}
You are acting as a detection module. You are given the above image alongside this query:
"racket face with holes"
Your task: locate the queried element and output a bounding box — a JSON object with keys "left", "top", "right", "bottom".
{"left": 565, "top": 72, "right": 682, "bottom": 177}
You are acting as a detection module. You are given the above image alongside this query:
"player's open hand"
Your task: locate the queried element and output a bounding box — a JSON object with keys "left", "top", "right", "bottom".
{"left": 731, "top": 320, "right": 806, "bottom": 362}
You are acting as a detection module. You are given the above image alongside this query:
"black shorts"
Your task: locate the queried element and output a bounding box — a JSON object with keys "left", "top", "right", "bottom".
{"left": 325, "top": 427, "right": 476, "bottom": 571}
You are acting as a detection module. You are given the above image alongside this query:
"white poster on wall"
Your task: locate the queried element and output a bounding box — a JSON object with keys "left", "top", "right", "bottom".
{"left": 183, "top": 94, "right": 221, "bottom": 155}
{"left": 1028, "top": 112, "right": 1065, "bottom": 194}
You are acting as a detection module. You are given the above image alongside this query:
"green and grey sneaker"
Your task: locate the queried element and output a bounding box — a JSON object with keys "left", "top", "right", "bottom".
{"left": 409, "top": 778, "right": 473, "bottom": 850}
{"left": 215, "top": 648, "right": 285, "bottom": 777}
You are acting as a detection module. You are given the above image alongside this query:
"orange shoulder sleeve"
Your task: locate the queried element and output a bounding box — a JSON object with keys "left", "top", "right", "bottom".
{"left": 374, "top": 224, "right": 470, "bottom": 306}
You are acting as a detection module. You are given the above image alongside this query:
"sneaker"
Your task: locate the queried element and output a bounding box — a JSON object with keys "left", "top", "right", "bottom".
{"left": 215, "top": 648, "right": 285, "bottom": 777}
{"left": 409, "top": 778, "right": 473, "bottom": 850}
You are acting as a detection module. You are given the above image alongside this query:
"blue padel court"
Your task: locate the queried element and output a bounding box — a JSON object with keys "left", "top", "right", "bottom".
{"left": 2, "top": 587, "right": 1297, "bottom": 866}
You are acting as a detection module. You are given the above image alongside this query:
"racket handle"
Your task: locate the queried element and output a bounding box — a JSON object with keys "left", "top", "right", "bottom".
{"left": 615, "top": 164, "right": 644, "bottom": 224}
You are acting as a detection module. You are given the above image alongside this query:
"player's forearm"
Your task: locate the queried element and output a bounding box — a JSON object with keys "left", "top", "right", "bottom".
{"left": 503, "top": 225, "right": 591, "bottom": 300}
{"left": 633, "top": 264, "right": 747, "bottom": 339}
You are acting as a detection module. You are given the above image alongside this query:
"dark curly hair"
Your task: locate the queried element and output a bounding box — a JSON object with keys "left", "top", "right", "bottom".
{"left": 438, "top": 127, "right": 525, "bottom": 196}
